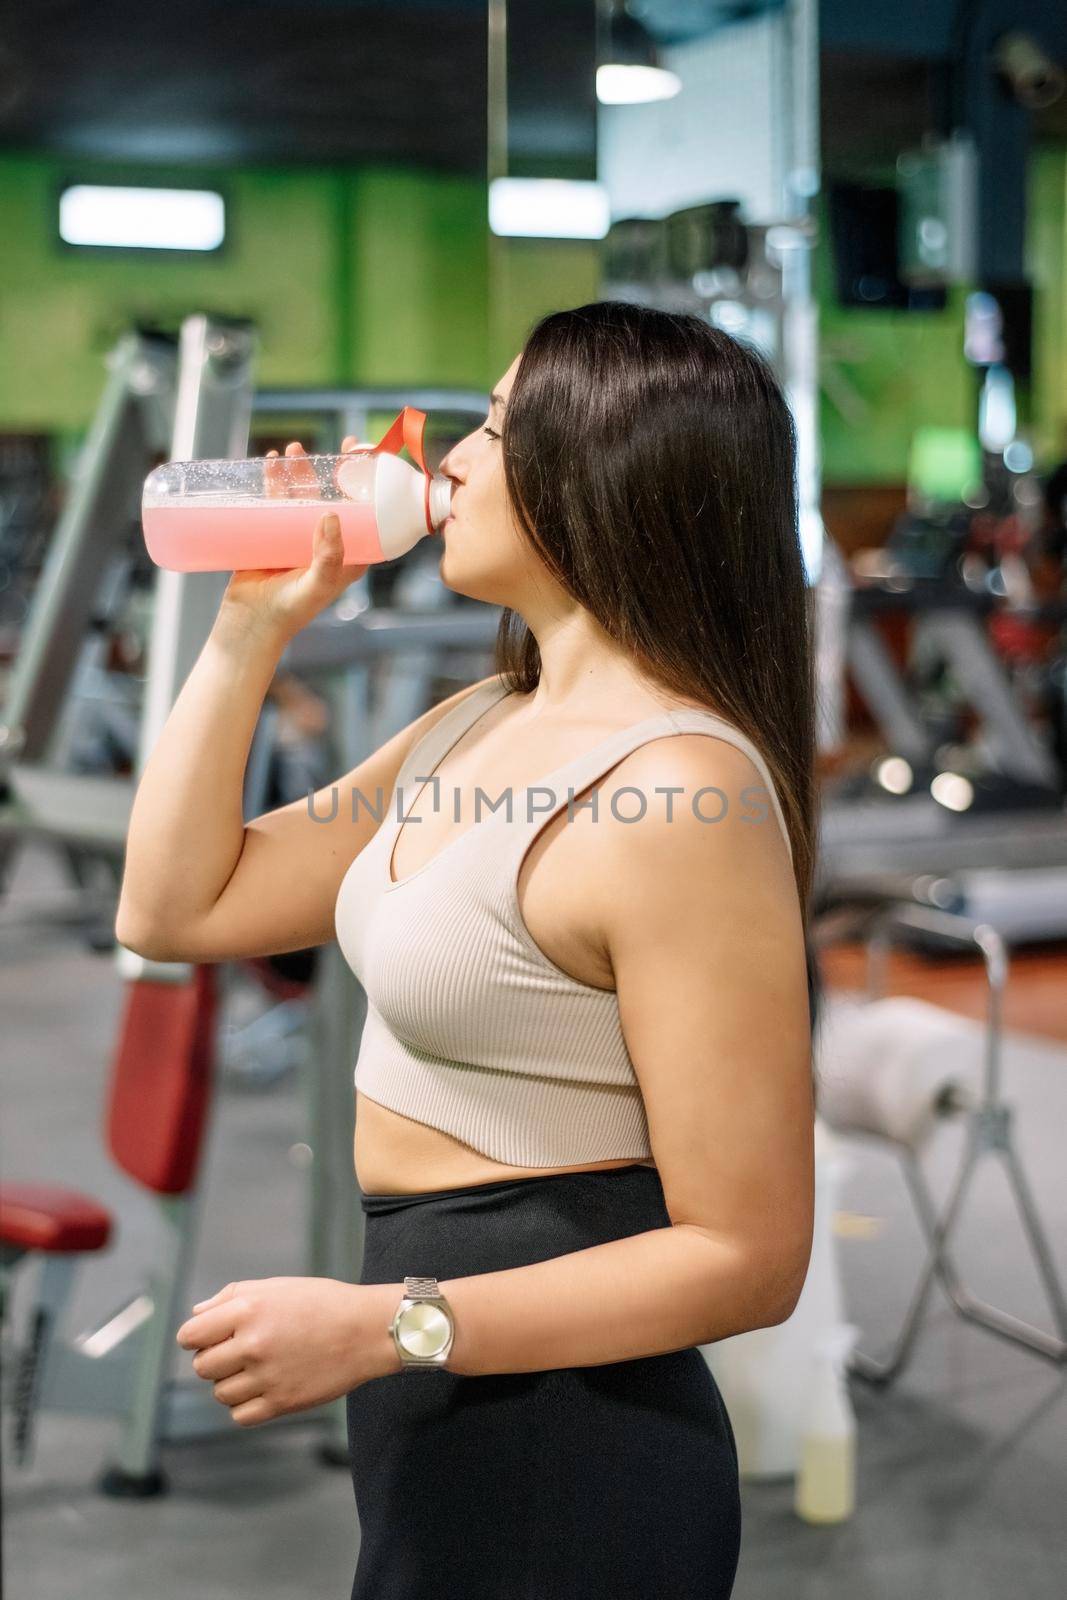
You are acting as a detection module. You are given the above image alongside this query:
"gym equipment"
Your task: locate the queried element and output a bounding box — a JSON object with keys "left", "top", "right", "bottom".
{"left": 841, "top": 578, "right": 1061, "bottom": 790}
{"left": 1, "top": 967, "right": 219, "bottom": 1488}
{"left": 0, "top": 599, "right": 502, "bottom": 1489}
{"left": 216, "top": 952, "right": 314, "bottom": 1090}
{"left": 812, "top": 899, "right": 1067, "bottom": 1384}
{"left": 814, "top": 565, "right": 1067, "bottom": 942}
{"left": 0, "top": 316, "right": 499, "bottom": 1488}
{"left": 0, "top": 315, "right": 252, "bottom": 890}
{"left": 1, "top": 312, "right": 256, "bottom": 1492}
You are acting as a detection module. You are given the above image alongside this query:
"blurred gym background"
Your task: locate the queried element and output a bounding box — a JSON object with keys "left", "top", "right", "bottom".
{"left": 1, "top": 3, "right": 1065, "bottom": 1598}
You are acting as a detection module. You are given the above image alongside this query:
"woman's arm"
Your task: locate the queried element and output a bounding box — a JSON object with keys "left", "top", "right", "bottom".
{"left": 117, "top": 466, "right": 378, "bottom": 963}
{"left": 115, "top": 609, "right": 290, "bottom": 956}
{"left": 361, "top": 1219, "right": 786, "bottom": 1379}
{"left": 115, "top": 585, "right": 501, "bottom": 962}
{"left": 365, "top": 735, "right": 816, "bottom": 1378}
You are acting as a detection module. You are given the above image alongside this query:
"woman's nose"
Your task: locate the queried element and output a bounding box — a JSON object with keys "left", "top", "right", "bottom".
{"left": 438, "top": 419, "right": 485, "bottom": 480}
{"left": 438, "top": 444, "right": 464, "bottom": 482}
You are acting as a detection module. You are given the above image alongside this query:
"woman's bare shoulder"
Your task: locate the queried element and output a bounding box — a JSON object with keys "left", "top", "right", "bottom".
{"left": 592, "top": 732, "right": 792, "bottom": 882}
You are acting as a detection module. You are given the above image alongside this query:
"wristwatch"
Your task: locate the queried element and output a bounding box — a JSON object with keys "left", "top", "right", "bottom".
{"left": 389, "top": 1276, "right": 456, "bottom": 1372}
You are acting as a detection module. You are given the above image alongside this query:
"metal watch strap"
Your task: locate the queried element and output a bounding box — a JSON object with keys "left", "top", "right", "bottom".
{"left": 404, "top": 1275, "right": 442, "bottom": 1298}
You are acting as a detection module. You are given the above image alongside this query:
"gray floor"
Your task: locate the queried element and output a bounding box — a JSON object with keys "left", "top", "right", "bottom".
{"left": 3, "top": 841, "right": 1066, "bottom": 1600}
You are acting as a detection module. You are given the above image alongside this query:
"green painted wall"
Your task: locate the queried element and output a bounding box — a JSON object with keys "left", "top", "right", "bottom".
{"left": 816, "top": 143, "right": 1067, "bottom": 485}
{"left": 1028, "top": 144, "right": 1067, "bottom": 466}
{"left": 2, "top": 145, "right": 1062, "bottom": 484}
{"left": 489, "top": 234, "right": 603, "bottom": 373}
{"left": 346, "top": 166, "right": 490, "bottom": 387}
{"left": 0, "top": 153, "right": 491, "bottom": 434}
{"left": 815, "top": 246, "right": 974, "bottom": 487}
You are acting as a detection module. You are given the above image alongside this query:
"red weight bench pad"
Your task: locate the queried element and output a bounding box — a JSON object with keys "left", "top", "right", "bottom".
{"left": 0, "top": 1184, "right": 112, "bottom": 1253}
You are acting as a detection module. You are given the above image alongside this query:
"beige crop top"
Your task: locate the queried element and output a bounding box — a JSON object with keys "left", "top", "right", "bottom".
{"left": 334, "top": 676, "right": 793, "bottom": 1168}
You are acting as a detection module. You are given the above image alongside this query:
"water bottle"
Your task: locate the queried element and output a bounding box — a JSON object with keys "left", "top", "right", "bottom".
{"left": 141, "top": 406, "right": 453, "bottom": 572}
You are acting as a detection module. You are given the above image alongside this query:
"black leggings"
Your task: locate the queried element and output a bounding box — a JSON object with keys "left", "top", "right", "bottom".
{"left": 347, "top": 1163, "right": 741, "bottom": 1600}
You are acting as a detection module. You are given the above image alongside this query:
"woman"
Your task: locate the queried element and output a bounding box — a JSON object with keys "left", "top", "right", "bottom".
{"left": 120, "top": 300, "right": 816, "bottom": 1598}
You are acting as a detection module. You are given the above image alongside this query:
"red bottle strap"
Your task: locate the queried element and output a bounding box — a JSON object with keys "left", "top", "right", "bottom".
{"left": 371, "top": 406, "right": 434, "bottom": 533}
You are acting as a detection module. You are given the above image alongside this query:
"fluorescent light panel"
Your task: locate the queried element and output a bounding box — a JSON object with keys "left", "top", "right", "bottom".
{"left": 59, "top": 185, "right": 225, "bottom": 250}
{"left": 596, "top": 64, "right": 682, "bottom": 104}
{"left": 489, "top": 178, "right": 611, "bottom": 240}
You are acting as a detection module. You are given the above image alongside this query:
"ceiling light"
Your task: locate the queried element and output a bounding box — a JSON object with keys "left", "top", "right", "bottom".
{"left": 59, "top": 185, "right": 225, "bottom": 251}
{"left": 489, "top": 178, "right": 611, "bottom": 240}
{"left": 597, "top": 2, "right": 681, "bottom": 105}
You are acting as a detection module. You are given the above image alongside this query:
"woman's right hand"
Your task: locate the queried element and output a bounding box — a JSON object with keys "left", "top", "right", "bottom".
{"left": 218, "top": 441, "right": 370, "bottom": 645}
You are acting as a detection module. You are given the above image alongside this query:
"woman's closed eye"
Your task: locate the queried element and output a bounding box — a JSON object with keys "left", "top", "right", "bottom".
{"left": 483, "top": 425, "right": 500, "bottom": 441}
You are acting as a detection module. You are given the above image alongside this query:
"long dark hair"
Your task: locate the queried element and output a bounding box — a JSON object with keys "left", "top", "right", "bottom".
{"left": 494, "top": 299, "right": 819, "bottom": 922}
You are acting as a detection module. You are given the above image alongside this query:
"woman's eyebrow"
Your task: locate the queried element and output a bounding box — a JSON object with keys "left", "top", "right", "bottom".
{"left": 489, "top": 392, "right": 507, "bottom": 410}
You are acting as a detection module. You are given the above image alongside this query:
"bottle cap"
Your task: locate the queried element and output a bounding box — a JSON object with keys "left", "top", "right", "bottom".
{"left": 428, "top": 475, "right": 454, "bottom": 529}
{"left": 372, "top": 406, "right": 437, "bottom": 532}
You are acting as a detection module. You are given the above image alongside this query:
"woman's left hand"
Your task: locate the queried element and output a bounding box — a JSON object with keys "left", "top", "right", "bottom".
{"left": 175, "top": 1276, "right": 395, "bottom": 1427}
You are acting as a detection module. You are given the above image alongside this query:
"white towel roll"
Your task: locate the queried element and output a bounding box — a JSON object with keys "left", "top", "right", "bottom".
{"left": 814, "top": 993, "right": 982, "bottom": 1148}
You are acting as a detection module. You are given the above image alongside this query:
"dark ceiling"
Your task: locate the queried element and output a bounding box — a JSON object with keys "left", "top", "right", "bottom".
{"left": 0, "top": 1, "right": 1062, "bottom": 176}
{"left": 0, "top": 2, "right": 490, "bottom": 173}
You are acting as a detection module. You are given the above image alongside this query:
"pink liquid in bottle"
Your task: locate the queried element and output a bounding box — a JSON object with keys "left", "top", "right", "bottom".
{"left": 141, "top": 497, "right": 387, "bottom": 573}
{"left": 141, "top": 446, "right": 450, "bottom": 573}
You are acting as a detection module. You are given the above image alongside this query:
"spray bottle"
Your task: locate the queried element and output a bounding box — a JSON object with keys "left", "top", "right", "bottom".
{"left": 793, "top": 1322, "right": 858, "bottom": 1524}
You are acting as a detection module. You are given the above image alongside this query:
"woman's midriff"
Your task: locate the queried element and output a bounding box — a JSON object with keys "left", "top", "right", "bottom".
{"left": 354, "top": 1089, "right": 655, "bottom": 1195}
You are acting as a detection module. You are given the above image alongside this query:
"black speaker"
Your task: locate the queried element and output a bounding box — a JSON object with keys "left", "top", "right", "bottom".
{"left": 827, "top": 182, "right": 946, "bottom": 311}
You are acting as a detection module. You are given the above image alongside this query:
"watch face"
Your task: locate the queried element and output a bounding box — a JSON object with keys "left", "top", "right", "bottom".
{"left": 397, "top": 1300, "right": 451, "bottom": 1359}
